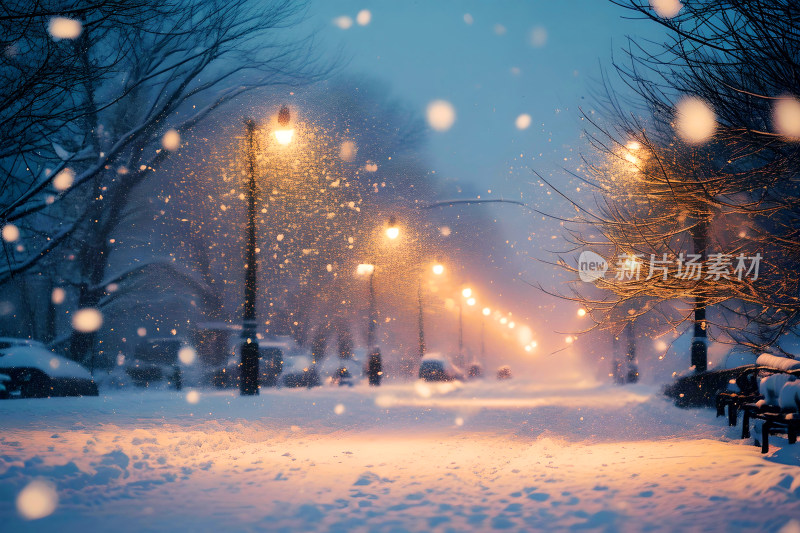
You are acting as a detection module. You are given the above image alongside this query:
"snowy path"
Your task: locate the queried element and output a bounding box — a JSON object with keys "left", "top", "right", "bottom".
{"left": 1, "top": 381, "right": 799, "bottom": 532}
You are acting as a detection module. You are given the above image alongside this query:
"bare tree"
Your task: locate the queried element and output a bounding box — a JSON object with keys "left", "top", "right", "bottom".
{"left": 0, "top": 0, "right": 326, "bottom": 364}
{"left": 551, "top": 0, "right": 800, "bottom": 370}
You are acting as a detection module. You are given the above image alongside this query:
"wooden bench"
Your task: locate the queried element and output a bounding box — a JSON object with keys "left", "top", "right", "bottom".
{"left": 741, "top": 402, "right": 799, "bottom": 454}
{"left": 715, "top": 365, "right": 761, "bottom": 426}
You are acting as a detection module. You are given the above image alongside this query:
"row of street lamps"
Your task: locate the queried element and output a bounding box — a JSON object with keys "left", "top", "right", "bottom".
{"left": 236, "top": 106, "right": 535, "bottom": 395}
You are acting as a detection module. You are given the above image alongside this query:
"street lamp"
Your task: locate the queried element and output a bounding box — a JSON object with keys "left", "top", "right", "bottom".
{"left": 457, "top": 286, "right": 473, "bottom": 368}
{"left": 417, "top": 260, "right": 445, "bottom": 363}
{"left": 356, "top": 263, "right": 377, "bottom": 350}
{"left": 239, "top": 105, "right": 293, "bottom": 396}
{"left": 481, "top": 306, "right": 490, "bottom": 360}
{"left": 385, "top": 216, "right": 400, "bottom": 240}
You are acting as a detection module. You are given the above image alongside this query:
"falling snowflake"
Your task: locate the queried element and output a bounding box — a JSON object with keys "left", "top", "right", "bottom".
{"left": 48, "top": 17, "right": 82, "bottom": 40}
{"left": 674, "top": 96, "right": 716, "bottom": 144}
{"left": 515, "top": 114, "right": 532, "bottom": 130}
{"left": 162, "top": 129, "right": 181, "bottom": 151}
{"left": 16, "top": 480, "right": 58, "bottom": 520}
{"left": 52, "top": 168, "right": 75, "bottom": 191}
{"left": 178, "top": 346, "right": 197, "bottom": 365}
{"left": 2, "top": 223, "right": 19, "bottom": 243}
{"left": 426, "top": 100, "right": 456, "bottom": 132}
{"left": 529, "top": 26, "right": 547, "bottom": 47}
{"left": 333, "top": 16, "right": 353, "bottom": 29}
{"left": 51, "top": 287, "right": 66, "bottom": 305}
{"left": 650, "top": 0, "right": 682, "bottom": 18}
{"left": 773, "top": 95, "right": 800, "bottom": 140}
{"left": 72, "top": 308, "right": 103, "bottom": 333}
{"left": 339, "top": 141, "right": 357, "bottom": 162}
{"left": 356, "top": 10, "right": 371, "bottom": 26}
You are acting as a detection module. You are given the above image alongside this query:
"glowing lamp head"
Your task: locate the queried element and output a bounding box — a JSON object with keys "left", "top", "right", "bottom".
{"left": 466, "top": 297, "right": 476, "bottom": 306}
{"left": 385, "top": 216, "right": 399, "bottom": 240}
{"left": 482, "top": 307, "right": 491, "bottom": 316}
{"left": 508, "top": 321, "right": 515, "bottom": 329}
{"left": 432, "top": 263, "right": 444, "bottom": 275}
{"left": 274, "top": 105, "right": 293, "bottom": 145}
{"left": 356, "top": 263, "right": 375, "bottom": 276}
{"left": 461, "top": 287, "right": 472, "bottom": 298}
{"left": 577, "top": 308, "right": 587, "bottom": 317}
{"left": 274, "top": 128, "right": 294, "bottom": 146}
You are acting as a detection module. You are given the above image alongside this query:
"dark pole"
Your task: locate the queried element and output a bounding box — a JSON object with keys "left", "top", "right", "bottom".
{"left": 240, "top": 118, "right": 259, "bottom": 395}
{"left": 367, "top": 269, "right": 377, "bottom": 349}
{"left": 691, "top": 212, "right": 708, "bottom": 372}
{"left": 417, "top": 279, "right": 425, "bottom": 360}
{"left": 625, "top": 321, "right": 639, "bottom": 383}
{"left": 480, "top": 315, "right": 485, "bottom": 361}
{"left": 458, "top": 302, "right": 463, "bottom": 368}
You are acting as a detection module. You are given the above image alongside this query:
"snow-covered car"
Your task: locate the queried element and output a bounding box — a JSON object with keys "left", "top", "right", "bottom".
{"left": 317, "top": 353, "right": 362, "bottom": 386}
{"left": 467, "top": 363, "right": 483, "bottom": 379}
{"left": 0, "top": 337, "right": 45, "bottom": 351}
{"left": 496, "top": 365, "right": 513, "bottom": 380}
{"left": 208, "top": 338, "right": 290, "bottom": 389}
{"left": 418, "top": 353, "right": 464, "bottom": 382}
{"left": 282, "top": 353, "right": 321, "bottom": 388}
{"left": 0, "top": 373, "right": 10, "bottom": 399}
{"left": 124, "top": 337, "right": 189, "bottom": 389}
{"left": 0, "top": 343, "right": 98, "bottom": 398}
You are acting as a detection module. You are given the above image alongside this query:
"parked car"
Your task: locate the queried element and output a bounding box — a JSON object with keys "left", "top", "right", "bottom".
{"left": 125, "top": 337, "right": 188, "bottom": 389}
{"left": 418, "top": 353, "right": 464, "bottom": 382}
{"left": 467, "top": 363, "right": 483, "bottom": 379}
{"left": 317, "top": 353, "right": 362, "bottom": 386}
{"left": 0, "top": 340, "right": 98, "bottom": 398}
{"left": 0, "top": 337, "right": 45, "bottom": 351}
{"left": 282, "top": 353, "right": 320, "bottom": 388}
{"left": 0, "top": 373, "right": 10, "bottom": 399}
{"left": 496, "top": 365, "right": 513, "bottom": 380}
{"left": 209, "top": 338, "right": 291, "bottom": 389}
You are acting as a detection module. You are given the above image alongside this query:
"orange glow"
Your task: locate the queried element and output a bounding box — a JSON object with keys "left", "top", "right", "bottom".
{"left": 274, "top": 128, "right": 294, "bottom": 145}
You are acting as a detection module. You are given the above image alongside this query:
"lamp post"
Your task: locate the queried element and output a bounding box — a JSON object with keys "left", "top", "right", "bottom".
{"left": 417, "top": 261, "right": 444, "bottom": 362}
{"left": 357, "top": 263, "right": 377, "bottom": 349}
{"left": 239, "top": 105, "right": 293, "bottom": 396}
{"left": 481, "top": 306, "right": 490, "bottom": 361}
{"left": 457, "top": 286, "right": 472, "bottom": 368}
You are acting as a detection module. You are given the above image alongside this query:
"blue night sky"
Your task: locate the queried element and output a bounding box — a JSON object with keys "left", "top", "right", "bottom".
{"left": 302, "top": 1, "right": 663, "bottom": 196}
{"left": 293, "top": 1, "right": 669, "bottom": 346}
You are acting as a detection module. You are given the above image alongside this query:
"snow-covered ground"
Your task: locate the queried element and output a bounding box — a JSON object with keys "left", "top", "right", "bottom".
{"left": 2, "top": 379, "right": 799, "bottom": 532}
